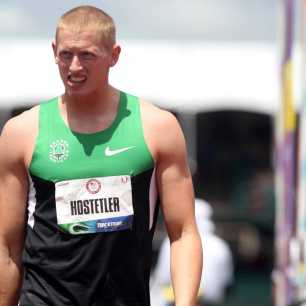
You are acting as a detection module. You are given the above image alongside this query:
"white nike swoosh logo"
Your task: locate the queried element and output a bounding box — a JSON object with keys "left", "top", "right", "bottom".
{"left": 105, "top": 146, "right": 135, "bottom": 157}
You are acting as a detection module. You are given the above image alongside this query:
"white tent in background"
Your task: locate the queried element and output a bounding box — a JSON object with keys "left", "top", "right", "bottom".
{"left": 0, "top": 39, "right": 281, "bottom": 115}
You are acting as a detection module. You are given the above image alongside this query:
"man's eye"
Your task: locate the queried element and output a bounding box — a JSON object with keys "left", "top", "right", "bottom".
{"left": 80, "top": 52, "right": 95, "bottom": 60}
{"left": 59, "top": 51, "right": 72, "bottom": 60}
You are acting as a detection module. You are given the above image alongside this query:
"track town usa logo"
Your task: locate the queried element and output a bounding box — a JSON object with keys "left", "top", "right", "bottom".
{"left": 49, "top": 140, "right": 69, "bottom": 163}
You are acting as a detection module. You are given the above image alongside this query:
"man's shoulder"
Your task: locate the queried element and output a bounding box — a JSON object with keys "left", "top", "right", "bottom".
{"left": 0, "top": 106, "right": 39, "bottom": 165}
{"left": 139, "top": 98, "right": 186, "bottom": 161}
{"left": 139, "top": 98, "right": 178, "bottom": 130}
{"left": 0, "top": 105, "right": 40, "bottom": 165}
{"left": 1, "top": 106, "right": 39, "bottom": 139}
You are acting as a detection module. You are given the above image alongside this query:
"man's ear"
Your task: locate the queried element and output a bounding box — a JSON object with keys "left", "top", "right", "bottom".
{"left": 52, "top": 41, "right": 58, "bottom": 64}
{"left": 110, "top": 44, "right": 121, "bottom": 67}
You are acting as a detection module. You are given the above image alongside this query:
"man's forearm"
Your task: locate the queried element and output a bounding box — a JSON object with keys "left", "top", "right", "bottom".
{"left": 170, "top": 231, "right": 203, "bottom": 306}
{"left": 0, "top": 249, "right": 22, "bottom": 306}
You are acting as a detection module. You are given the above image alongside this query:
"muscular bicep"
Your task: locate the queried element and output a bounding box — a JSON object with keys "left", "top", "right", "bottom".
{"left": 155, "top": 113, "right": 196, "bottom": 241}
{"left": 0, "top": 120, "right": 28, "bottom": 259}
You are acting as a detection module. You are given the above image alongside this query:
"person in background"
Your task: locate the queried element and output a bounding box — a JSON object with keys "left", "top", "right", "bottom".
{"left": 151, "top": 198, "right": 234, "bottom": 306}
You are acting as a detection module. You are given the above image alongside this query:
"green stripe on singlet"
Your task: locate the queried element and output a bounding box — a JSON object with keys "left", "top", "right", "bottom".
{"left": 29, "top": 92, "right": 154, "bottom": 182}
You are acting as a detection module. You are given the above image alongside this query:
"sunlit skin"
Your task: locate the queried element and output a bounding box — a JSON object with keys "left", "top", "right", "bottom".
{"left": 52, "top": 29, "right": 121, "bottom": 103}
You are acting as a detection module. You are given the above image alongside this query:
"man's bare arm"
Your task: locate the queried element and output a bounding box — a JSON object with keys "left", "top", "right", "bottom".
{"left": 142, "top": 103, "right": 202, "bottom": 306}
{"left": 0, "top": 117, "right": 30, "bottom": 306}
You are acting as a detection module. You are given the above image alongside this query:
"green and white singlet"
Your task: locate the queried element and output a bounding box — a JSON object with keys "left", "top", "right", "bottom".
{"left": 20, "top": 92, "right": 159, "bottom": 306}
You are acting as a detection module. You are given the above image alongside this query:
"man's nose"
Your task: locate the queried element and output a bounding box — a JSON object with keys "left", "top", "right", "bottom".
{"left": 70, "top": 55, "right": 83, "bottom": 72}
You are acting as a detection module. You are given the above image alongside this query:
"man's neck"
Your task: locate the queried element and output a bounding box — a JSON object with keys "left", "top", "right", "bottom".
{"left": 62, "top": 86, "right": 118, "bottom": 114}
{"left": 59, "top": 86, "right": 121, "bottom": 133}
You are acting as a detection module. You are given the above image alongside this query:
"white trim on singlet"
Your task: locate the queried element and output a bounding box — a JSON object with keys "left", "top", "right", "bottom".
{"left": 149, "top": 167, "right": 158, "bottom": 230}
{"left": 27, "top": 174, "right": 37, "bottom": 228}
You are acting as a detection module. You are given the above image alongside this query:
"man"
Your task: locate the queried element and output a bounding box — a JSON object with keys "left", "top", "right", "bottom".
{"left": 0, "top": 5, "right": 202, "bottom": 306}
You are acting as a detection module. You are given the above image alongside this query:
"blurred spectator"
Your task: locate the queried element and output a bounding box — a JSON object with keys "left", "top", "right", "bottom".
{"left": 151, "top": 199, "right": 234, "bottom": 306}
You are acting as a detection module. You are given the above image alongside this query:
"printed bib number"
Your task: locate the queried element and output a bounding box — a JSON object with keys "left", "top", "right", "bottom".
{"left": 55, "top": 176, "right": 133, "bottom": 235}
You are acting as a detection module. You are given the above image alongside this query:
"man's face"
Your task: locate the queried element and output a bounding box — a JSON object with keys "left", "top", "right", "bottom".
{"left": 53, "top": 29, "right": 120, "bottom": 97}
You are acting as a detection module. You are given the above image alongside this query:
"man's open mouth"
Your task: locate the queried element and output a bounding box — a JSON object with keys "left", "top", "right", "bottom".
{"left": 68, "top": 75, "right": 87, "bottom": 84}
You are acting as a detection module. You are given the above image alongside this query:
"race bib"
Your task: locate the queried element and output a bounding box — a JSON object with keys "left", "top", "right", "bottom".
{"left": 55, "top": 175, "right": 133, "bottom": 235}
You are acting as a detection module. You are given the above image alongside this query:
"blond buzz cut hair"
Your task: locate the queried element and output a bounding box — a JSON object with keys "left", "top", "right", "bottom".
{"left": 56, "top": 5, "right": 116, "bottom": 51}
